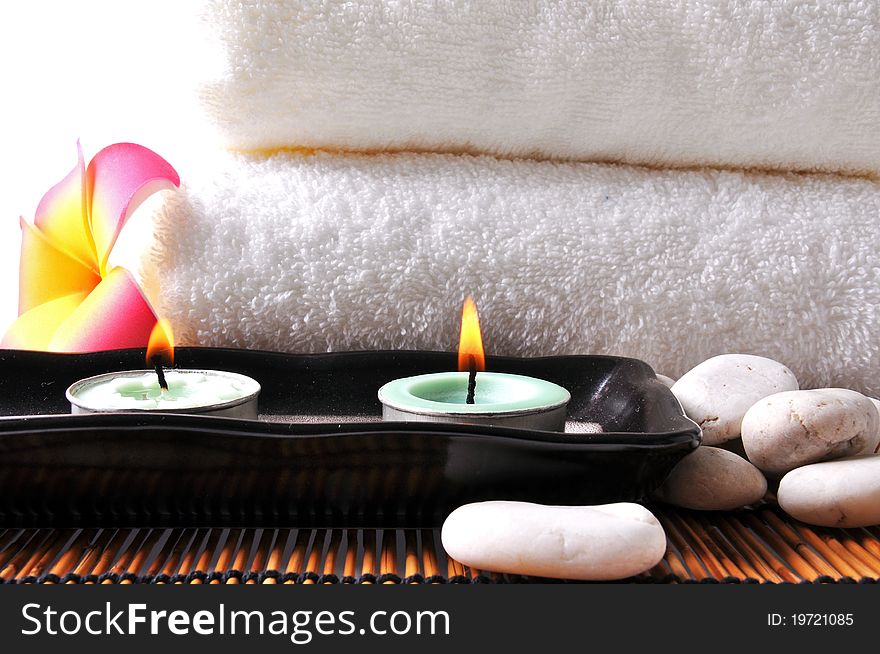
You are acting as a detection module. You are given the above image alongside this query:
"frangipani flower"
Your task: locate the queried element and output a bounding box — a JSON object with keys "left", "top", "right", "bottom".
{"left": 2, "top": 142, "right": 179, "bottom": 352}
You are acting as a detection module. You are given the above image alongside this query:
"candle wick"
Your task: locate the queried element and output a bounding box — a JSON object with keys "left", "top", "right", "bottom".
{"left": 151, "top": 355, "right": 169, "bottom": 392}
{"left": 466, "top": 355, "right": 477, "bottom": 404}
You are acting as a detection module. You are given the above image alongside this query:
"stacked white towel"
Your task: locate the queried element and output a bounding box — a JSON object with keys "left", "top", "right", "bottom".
{"left": 197, "top": 0, "right": 880, "bottom": 175}
{"left": 132, "top": 1, "right": 880, "bottom": 394}
{"left": 142, "top": 150, "right": 880, "bottom": 396}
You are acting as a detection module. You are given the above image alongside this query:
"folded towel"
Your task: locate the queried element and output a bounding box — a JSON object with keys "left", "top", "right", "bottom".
{"left": 196, "top": 0, "right": 880, "bottom": 175}
{"left": 141, "top": 150, "right": 880, "bottom": 395}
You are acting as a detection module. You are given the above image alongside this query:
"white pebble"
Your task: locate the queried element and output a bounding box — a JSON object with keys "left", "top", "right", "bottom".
{"left": 742, "top": 388, "right": 879, "bottom": 475}
{"left": 441, "top": 501, "right": 666, "bottom": 581}
{"left": 655, "top": 447, "right": 767, "bottom": 510}
{"left": 671, "top": 354, "right": 798, "bottom": 445}
{"left": 656, "top": 374, "right": 676, "bottom": 388}
{"left": 778, "top": 455, "right": 880, "bottom": 527}
{"left": 871, "top": 398, "right": 880, "bottom": 440}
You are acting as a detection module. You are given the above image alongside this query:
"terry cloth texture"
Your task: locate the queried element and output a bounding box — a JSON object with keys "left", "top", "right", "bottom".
{"left": 141, "top": 150, "right": 880, "bottom": 396}
{"left": 196, "top": 0, "right": 880, "bottom": 175}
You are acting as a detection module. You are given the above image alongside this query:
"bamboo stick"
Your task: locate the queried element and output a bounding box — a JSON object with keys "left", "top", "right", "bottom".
{"left": 342, "top": 530, "right": 358, "bottom": 582}
{"left": 446, "top": 552, "right": 466, "bottom": 580}
{"left": 69, "top": 529, "right": 114, "bottom": 584}
{"left": 17, "top": 530, "right": 67, "bottom": 582}
{"left": 322, "top": 530, "right": 343, "bottom": 583}
{"left": 190, "top": 529, "right": 223, "bottom": 584}
{"left": 45, "top": 530, "right": 92, "bottom": 584}
{"left": 835, "top": 530, "right": 880, "bottom": 575}
{"left": 404, "top": 530, "right": 420, "bottom": 582}
{"left": 156, "top": 530, "right": 194, "bottom": 584}
{"left": 647, "top": 559, "right": 675, "bottom": 582}
{"left": 360, "top": 530, "right": 376, "bottom": 584}
{"left": 692, "top": 515, "right": 764, "bottom": 581}
{"left": 263, "top": 529, "right": 294, "bottom": 584}
{"left": 650, "top": 515, "right": 695, "bottom": 581}
{"left": 781, "top": 521, "right": 871, "bottom": 579}
{"left": 246, "top": 530, "right": 270, "bottom": 584}
{"left": 0, "top": 529, "right": 24, "bottom": 562}
{"left": 102, "top": 530, "right": 146, "bottom": 584}
{"left": 672, "top": 513, "right": 742, "bottom": 579}
{"left": 421, "top": 530, "right": 440, "bottom": 582}
{"left": 659, "top": 512, "right": 712, "bottom": 580}
{"left": 860, "top": 527, "right": 880, "bottom": 560}
{"left": 227, "top": 530, "right": 256, "bottom": 584}
{"left": 210, "top": 529, "right": 240, "bottom": 585}
{"left": 174, "top": 529, "right": 207, "bottom": 584}
{"left": 142, "top": 530, "right": 175, "bottom": 581}
{"left": 757, "top": 510, "right": 840, "bottom": 579}
{"left": 663, "top": 541, "right": 695, "bottom": 581}
{"left": 742, "top": 513, "right": 826, "bottom": 580}
{"left": 302, "top": 530, "right": 325, "bottom": 584}
{"left": 380, "top": 530, "right": 399, "bottom": 583}
{"left": 11, "top": 511, "right": 880, "bottom": 585}
{"left": 90, "top": 530, "right": 131, "bottom": 584}
{"left": 1, "top": 531, "right": 51, "bottom": 582}
{"left": 284, "top": 530, "right": 309, "bottom": 584}
{"left": 120, "top": 529, "right": 165, "bottom": 585}
{"left": 716, "top": 515, "right": 791, "bottom": 583}
{"left": 714, "top": 515, "right": 783, "bottom": 582}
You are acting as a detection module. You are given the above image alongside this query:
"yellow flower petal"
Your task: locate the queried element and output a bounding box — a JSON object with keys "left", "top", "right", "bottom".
{"left": 1, "top": 292, "right": 88, "bottom": 350}
{"left": 18, "top": 218, "right": 101, "bottom": 314}
{"left": 33, "top": 141, "right": 98, "bottom": 272}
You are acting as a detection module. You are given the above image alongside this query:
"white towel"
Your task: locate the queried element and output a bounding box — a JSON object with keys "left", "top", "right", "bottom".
{"left": 141, "top": 150, "right": 880, "bottom": 396}
{"left": 196, "top": 0, "right": 880, "bottom": 175}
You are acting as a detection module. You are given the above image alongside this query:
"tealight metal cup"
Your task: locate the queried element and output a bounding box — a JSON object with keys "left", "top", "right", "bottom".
{"left": 381, "top": 402, "right": 568, "bottom": 430}
{"left": 66, "top": 369, "right": 260, "bottom": 419}
{"left": 378, "top": 372, "right": 570, "bottom": 431}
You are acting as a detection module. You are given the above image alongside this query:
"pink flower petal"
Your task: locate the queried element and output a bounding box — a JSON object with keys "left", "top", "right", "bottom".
{"left": 86, "top": 143, "right": 180, "bottom": 275}
{"left": 47, "top": 267, "right": 158, "bottom": 352}
{"left": 33, "top": 142, "right": 98, "bottom": 271}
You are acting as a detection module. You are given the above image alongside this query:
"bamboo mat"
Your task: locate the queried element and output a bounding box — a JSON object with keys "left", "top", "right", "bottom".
{"left": 2, "top": 505, "right": 879, "bottom": 584}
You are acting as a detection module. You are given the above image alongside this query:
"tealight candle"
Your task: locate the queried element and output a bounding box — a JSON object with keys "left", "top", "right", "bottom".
{"left": 65, "top": 320, "right": 260, "bottom": 418}
{"left": 67, "top": 369, "right": 260, "bottom": 418}
{"left": 378, "top": 370, "right": 569, "bottom": 430}
{"left": 378, "top": 298, "right": 570, "bottom": 431}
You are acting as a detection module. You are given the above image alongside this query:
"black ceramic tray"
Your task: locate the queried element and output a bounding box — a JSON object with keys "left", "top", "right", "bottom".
{"left": 0, "top": 348, "right": 699, "bottom": 527}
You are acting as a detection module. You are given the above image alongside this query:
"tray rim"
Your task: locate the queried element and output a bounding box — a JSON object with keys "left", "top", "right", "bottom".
{"left": 0, "top": 347, "right": 702, "bottom": 448}
{"left": 0, "top": 412, "right": 700, "bottom": 449}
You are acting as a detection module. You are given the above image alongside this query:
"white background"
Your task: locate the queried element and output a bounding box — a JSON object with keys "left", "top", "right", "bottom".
{"left": 0, "top": 2, "right": 213, "bottom": 334}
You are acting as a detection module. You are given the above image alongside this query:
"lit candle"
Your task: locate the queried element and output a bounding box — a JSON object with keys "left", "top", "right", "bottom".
{"left": 66, "top": 321, "right": 260, "bottom": 418}
{"left": 378, "top": 298, "right": 570, "bottom": 430}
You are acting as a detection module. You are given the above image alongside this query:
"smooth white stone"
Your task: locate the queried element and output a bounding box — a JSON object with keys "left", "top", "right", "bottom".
{"left": 441, "top": 501, "right": 666, "bottom": 581}
{"left": 872, "top": 398, "right": 880, "bottom": 440}
{"left": 742, "top": 389, "right": 880, "bottom": 475}
{"left": 671, "top": 354, "right": 798, "bottom": 445}
{"left": 656, "top": 374, "right": 676, "bottom": 388}
{"left": 778, "top": 455, "right": 880, "bottom": 527}
{"left": 655, "top": 447, "right": 767, "bottom": 510}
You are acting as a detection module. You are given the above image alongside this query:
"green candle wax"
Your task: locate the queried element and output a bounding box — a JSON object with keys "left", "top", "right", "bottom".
{"left": 379, "top": 372, "right": 570, "bottom": 416}
{"left": 72, "top": 370, "right": 259, "bottom": 411}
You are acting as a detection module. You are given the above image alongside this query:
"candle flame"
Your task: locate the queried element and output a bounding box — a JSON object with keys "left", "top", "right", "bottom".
{"left": 146, "top": 319, "right": 174, "bottom": 367}
{"left": 458, "top": 296, "right": 486, "bottom": 372}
